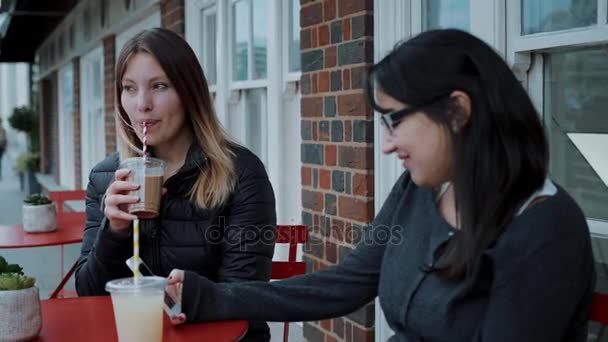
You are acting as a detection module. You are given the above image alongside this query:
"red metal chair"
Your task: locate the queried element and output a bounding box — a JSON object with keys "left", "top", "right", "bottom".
{"left": 48, "top": 190, "right": 86, "bottom": 299}
{"left": 592, "top": 292, "right": 608, "bottom": 325}
{"left": 271, "top": 224, "right": 309, "bottom": 342}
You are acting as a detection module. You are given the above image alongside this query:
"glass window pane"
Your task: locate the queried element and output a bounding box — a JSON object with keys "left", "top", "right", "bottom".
{"left": 288, "top": 0, "right": 301, "bottom": 72}
{"left": 544, "top": 47, "right": 608, "bottom": 221}
{"left": 522, "top": 0, "right": 597, "bottom": 35}
{"left": 232, "top": 0, "right": 249, "bottom": 81}
{"left": 422, "top": 0, "right": 470, "bottom": 31}
{"left": 252, "top": 0, "right": 268, "bottom": 79}
{"left": 202, "top": 9, "right": 217, "bottom": 85}
{"left": 245, "top": 88, "right": 266, "bottom": 159}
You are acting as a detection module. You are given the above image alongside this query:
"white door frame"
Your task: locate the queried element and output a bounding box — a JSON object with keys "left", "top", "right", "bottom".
{"left": 80, "top": 45, "right": 106, "bottom": 188}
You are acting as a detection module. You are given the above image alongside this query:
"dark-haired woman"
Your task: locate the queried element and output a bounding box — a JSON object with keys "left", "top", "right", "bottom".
{"left": 167, "top": 29, "right": 595, "bottom": 341}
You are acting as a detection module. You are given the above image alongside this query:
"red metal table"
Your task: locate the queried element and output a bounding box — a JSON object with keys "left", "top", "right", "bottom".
{"left": 0, "top": 213, "right": 86, "bottom": 297}
{"left": 32, "top": 296, "right": 248, "bottom": 341}
{"left": 0, "top": 213, "right": 85, "bottom": 248}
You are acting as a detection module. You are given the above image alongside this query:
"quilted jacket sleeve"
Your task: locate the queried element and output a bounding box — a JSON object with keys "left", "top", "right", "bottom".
{"left": 217, "top": 147, "right": 277, "bottom": 283}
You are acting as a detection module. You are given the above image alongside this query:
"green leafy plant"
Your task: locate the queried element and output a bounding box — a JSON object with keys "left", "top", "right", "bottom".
{"left": 8, "top": 106, "right": 40, "bottom": 153}
{"left": 23, "top": 193, "right": 52, "bottom": 205}
{"left": 8, "top": 106, "right": 37, "bottom": 135}
{"left": 0, "top": 256, "right": 34, "bottom": 290}
{"left": 15, "top": 152, "right": 40, "bottom": 173}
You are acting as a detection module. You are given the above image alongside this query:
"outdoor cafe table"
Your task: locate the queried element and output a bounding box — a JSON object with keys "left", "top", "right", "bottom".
{"left": 0, "top": 213, "right": 84, "bottom": 248}
{"left": 0, "top": 213, "right": 86, "bottom": 297}
{"left": 32, "top": 296, "right": 248, "bottom": 341}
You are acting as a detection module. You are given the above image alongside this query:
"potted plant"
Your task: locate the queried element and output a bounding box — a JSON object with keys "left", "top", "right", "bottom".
{"left": 0, "top": 256, "right": 41, "bottom": 341}
{"left": 22, "top": 193, "right": 57, "bottom": 233}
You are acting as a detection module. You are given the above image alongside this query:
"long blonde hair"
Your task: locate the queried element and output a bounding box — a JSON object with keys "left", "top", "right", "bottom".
{"left": 114, "top": 28, "right": 236, "bottom": 209}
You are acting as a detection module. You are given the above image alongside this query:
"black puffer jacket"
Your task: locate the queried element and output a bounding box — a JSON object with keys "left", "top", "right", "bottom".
{"left": 75, "top": 143, "right": 276, "bottom": 341}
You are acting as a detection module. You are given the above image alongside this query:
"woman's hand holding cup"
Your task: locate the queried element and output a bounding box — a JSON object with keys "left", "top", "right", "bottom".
{"left": 104, "top": 168, "right": 140, "bottom": 232}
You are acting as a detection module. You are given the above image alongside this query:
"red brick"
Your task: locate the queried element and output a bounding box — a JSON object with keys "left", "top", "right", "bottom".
{"left": 302, "top": 166, "right": 312, "bottom": 186}
{"left": 301, "top": 29, "right": 312, "bottom": 50}
{"left": 339, "top": 196, "right": 373, "bottom": 222}
{"left": 345, "top": 120, "right": 352, "bottom": 142}
{"left": 325, "top": 241, "right": 338, "bottom": 263}
{"left": 301, "top": 2, "right": 323, "bottom": 27}
{"left": 311, "top": 27, "right": 318, "bottom": 48}
{"left": 343, "top": 68, "right": 351, "bottom": 90}
{"left": 312, "top": 121, "right": 318, "bottom": 140}
{"left": 331, "top": 219, "right": 345, "bottom": 241}
{"left": 319, "top": 24, "right": 330, "bottom": 46}
{"left": 338, "top": 0, "right": 373, "bottom": 17}
{"left": 319, "top": 71, "right": 330, "bottom": 93}
{"left": 321, "top": 319, "right": 332, "bottom": 331}
{"left": 339, "top": 145, "right": 373, "bottom": 170}
{"left": 326, "top": 335, "right": 338, "bottom": 342}
{"left": 352, "top": 173, "right": 374, "bottom": 196}
{"left": 338, "top": 93, "right": 371, "bottom": 117}
{"left": 301, "top": 96, "right": 323, "bottom": 117}
{"left": 333, "top": 317, "right": 345, "bottom": 338}
{"left": 324, "top": 0, "right": 337, "bottom": 21}
{"left": 303, "top": 190, "right": 324, "bottom": 211}
{"left": 319, "top": 169, "right": 331, "bottom": 190}
{"left": 103, "top": 35, "right": 116, "bottom": 155}
{"left": 344, "top": 222, "right": 355, "bottom": 244}
{"left": 325, "top": 145, "right": 337, "bottom": 166}
{"left": 312, "top": 73, "right": 318, "bottom": 93}
{"left": 352, "top": 325, "right": 374, "bottom": 342}
{"left": 345, "top": 321, "right": 353, "bottom": 341}
{"left": 343, "top": 18, "right": 351, "bottom": 41}
{"left": 325, "top": 46, "right": 337, "bottom": 68}
{"left": 350, "top": 66, "right": 367, "bottom": 90}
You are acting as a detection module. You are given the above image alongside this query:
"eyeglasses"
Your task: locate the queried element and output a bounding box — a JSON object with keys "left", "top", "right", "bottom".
{"left": 379, "top": 106, "right": 423, "bottom": 135}
{"left": 379, "top": 94, "right": 450, "bottom": 135}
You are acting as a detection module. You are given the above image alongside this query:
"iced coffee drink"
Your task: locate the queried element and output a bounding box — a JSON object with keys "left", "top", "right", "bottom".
{"left": 119, "top": 157, "right": 165, "bottom": 219}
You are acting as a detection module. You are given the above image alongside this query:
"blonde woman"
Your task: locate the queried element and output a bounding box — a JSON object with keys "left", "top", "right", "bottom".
{"left": 75, "top": 28, "right": 276, "bottom": 341}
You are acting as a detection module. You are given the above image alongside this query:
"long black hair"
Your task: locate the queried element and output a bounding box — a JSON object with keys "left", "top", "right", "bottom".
{"left": 367, "top": 29, "right": 548, "bottom": 279}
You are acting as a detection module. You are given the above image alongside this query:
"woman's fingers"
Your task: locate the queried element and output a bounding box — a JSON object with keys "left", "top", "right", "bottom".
{"left": 114, "top": 168, "right": 132, "bottom": 181}
{"left": 104, "top": 207, "right": 138, "bottom": 222}
{"left": 170, "top": 313, "right": 187, "bottom": 325}
{"left": 105, "top": 194, "right": 140, "bottom": 207}
{"left": 167, "top": 269, "right": 185, "bottom": 285}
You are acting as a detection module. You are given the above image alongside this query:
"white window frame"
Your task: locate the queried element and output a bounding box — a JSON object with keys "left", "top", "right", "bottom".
{"left": 283, "top": 0, "right": 302, "bottom": 83}
{"left": 200, "top": 5, "right": 218, "bottom": 93}
{"left": 79, "top": 45, "right": 106, "bottom": 189}
{"left": 507, "top": 0, "right": 608, "bottom": 236}
{"left": 186, "top": 0, "right": 303, "bottom": 235}
{"left": 58, "top": 63, "right": 76, "bottom": 189}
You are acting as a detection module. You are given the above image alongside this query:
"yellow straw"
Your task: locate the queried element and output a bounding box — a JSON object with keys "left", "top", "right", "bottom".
{"left": 133, "top": 219, "right": 140, "bottom": 283}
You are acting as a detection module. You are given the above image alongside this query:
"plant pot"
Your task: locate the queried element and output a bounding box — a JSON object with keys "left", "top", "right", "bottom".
{"left": 22, "top": 203, "right": 57, "bottom": 233}
{"left": 0, "top": 286, "right": 42, "bottom": 341}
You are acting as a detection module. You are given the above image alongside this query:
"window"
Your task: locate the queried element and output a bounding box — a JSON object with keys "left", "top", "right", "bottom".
{"left": 287, "top": 0, "right": 301, "bottom": 73}
{"left": 200, "top": 6, "right": 217, "bottom": 87}
{"left": 543, "top": 47, "right": 608, "bottom": 221}
{"left": 422, "top": 0, "right": 470, "bottom": 31}
{"left": 58, "top": 63, "right": 76, "bottom": 188}
{"left": 80, "top": 46, "right": 106, "bottom": 188}
{"left": 231, "top": 0, "right": 268, "bottom": 81}
{"left": 522, "top": 0, "right": 597, "bottom": 35}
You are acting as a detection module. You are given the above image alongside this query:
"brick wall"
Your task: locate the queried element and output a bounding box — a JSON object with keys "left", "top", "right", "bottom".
{"left": 300, "top": 0, "right": 375, "bottom": 341}
{"left": 161, "top": 0, "right": 185, "bottom": 36}
{"left": 103, "top": 35, "right": 117, "bottom": 155}
{"left": 72, "top": 58, "right": 82, "bottom": 189}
